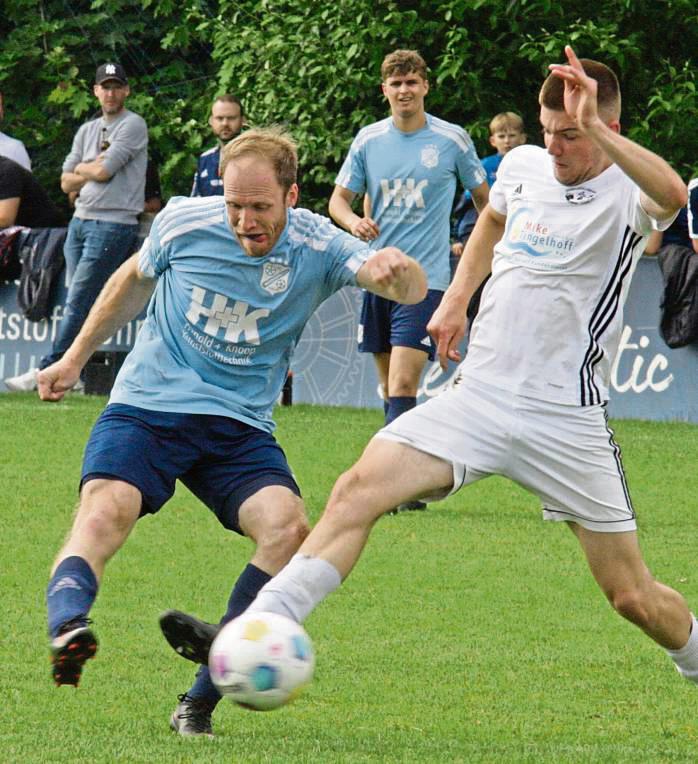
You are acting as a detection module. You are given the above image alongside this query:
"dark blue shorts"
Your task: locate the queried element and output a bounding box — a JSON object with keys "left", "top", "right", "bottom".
{"left": 81, "top": 404, "right": 300, "bottom": 533}
{"left": 358, "top": 289, "right": 443, "bottom": 360}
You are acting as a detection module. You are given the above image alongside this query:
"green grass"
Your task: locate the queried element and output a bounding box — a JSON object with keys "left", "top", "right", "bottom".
{"left": 3, "top": 394, "right": 698, "bottom": 762}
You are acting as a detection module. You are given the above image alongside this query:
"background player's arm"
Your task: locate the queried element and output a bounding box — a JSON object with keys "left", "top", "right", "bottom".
{"left": 38, "top": 254, "right": 156, "bottom": 401}
{"left": 428, "top": 204, "right": 505, "bottom": 369}
{"left": 469, "top": 180, "right": 490, "bottom": 215}
{"left": 329, "top": 184, "right": 380, "bottom": 242}
{"left": 356, "top": 246, "right": 427, "bottom": 305}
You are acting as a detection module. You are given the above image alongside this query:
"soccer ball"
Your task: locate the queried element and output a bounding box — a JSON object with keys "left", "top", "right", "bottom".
{"left": 208, "top": 611, "right": 315, "bottom": 711}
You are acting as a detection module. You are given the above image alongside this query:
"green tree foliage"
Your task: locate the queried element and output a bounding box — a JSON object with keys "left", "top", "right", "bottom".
{"left": 2, "top": 0, "right": 697, "bottom": 213}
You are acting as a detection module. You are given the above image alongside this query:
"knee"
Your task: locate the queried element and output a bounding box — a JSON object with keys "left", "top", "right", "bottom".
{"left": 78, "top": 480, "right": 141, "bottom": 536}
{"left": 257, "top": 497, "right": 309, "bottom": 560}
{"left": 325, "top": 467, "right": 382, "bottom": 521}
{"left": 387, "top": 375, "right": 418, "bottom": 397}
{"left": 326, "top": 469, "right": 359, "bottom": 515}
{"left": 608, "top": 587, "right": 654, "bottom": 629}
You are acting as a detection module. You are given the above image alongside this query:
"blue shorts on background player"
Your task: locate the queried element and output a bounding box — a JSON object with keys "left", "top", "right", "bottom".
{"left": 38, "top": 127, "right": 427, "bottom": 737}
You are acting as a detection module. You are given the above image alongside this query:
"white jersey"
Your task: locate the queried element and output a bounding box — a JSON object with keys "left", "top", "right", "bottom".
{"left": 461, "top": 144, "right": 672, "bottom": 406}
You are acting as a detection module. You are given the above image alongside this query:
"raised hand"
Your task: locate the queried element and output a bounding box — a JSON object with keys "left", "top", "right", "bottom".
{"left": 547, "top": 45, "right": 600, "bottom": 131}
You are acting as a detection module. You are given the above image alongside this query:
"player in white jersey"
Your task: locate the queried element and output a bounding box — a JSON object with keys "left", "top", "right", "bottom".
{"left": 329, "top": 51, "right": 488, "bottom": 512}
{"left": 37, "top": 127, "right": 427, "bottom": 735}
{"left": 162, "top": 47, "right": 698, "bottom": 698}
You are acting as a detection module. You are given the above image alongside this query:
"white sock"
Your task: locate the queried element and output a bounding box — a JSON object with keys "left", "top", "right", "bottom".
{"left": 247, "top": 554, "right": 342, "bottom": 623}
{"left": 666, "top": 614, "right": 698, "bottom": 683}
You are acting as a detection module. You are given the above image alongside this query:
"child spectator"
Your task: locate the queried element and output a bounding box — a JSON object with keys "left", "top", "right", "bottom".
{"left": 451, "top": 112, "right": 527, "bottom": 261}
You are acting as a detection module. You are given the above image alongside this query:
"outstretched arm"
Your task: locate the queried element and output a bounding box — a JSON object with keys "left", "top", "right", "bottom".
{"left": 38, "top": 254, "right": 155, "bottom": 402}
{"left": 549, "top": 45, "right": 687, "bottom": 220}
{"left": 356, "top": 247, "right": 427, "bottom": 305}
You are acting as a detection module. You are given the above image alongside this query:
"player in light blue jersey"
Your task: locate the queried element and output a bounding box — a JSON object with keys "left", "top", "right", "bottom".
{"left": 38, "top": 127, "right": 426, "bottom": 736}
{"left": 329, "top": 50, "right": 488, "bottom": 510}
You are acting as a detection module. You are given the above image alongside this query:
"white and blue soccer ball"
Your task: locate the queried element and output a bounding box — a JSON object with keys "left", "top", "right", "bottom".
{"left": 208, "top": 611, "right": 315, "bottom": 711}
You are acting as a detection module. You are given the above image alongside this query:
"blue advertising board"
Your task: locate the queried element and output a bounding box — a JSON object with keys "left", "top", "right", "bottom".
{"left": 1, "top": 257, "right": 696, "bottom": 421}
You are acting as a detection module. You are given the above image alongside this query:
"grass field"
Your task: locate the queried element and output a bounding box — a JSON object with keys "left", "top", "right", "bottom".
{"left": 3, "top": 393, "right": 698, "bottom": 763}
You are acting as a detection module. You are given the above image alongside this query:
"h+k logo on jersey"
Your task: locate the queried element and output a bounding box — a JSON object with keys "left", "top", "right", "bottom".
{"left": 380, "top": 178, "right": 428, "bottom": 209}
{"left": 186, "top": 286, "right": 270, "bottom": 345}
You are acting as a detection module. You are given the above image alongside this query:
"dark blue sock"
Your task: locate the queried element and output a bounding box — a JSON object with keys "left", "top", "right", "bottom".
{"left": 386, "top": 396, "right": 416, "bottom": 425}
{"left": 46, "top": 556, "right": 98, "bottom": 638}
{"left": 383, "top": 399, "right": 389, "bottom": 420}
{"left": 188, "top": 563, "right": 272, "bottom": 703}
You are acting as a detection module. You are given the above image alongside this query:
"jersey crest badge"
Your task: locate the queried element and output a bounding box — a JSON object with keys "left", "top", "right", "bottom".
{"left": 261, "top": 261, "right": 290, "bottom": 295}
{"left": 565, "top": 187, "right": 596, "bottom": 205}
{"left": 420, "top": 144, "right": 440, "bottom": 169}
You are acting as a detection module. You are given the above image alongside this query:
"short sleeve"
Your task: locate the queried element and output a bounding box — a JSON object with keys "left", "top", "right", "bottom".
{"left": 137, "top": 206, "right": 170, "bottom": 277}
{"left": 454, "top": 128, "right": 487, "bottom": 191}
{"left": 334, "top": 137, "right": 366, "bottom": 195}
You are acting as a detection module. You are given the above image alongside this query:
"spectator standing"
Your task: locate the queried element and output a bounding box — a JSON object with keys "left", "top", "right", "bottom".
{"left": 191, "top": 95, "right": 244, "bottom": 196}
{"left": 4, "top": 62, "right": 147, "bottom": 391}
{"left": 449, "top": 112, "right": 527, "bottom": 328}
{"left": 0, "top": 91, "right": 31, "bottom": 171}
{"left": 0, "top": 156, "right": 66, "bottom": 228}
{"left": 328, "top": 50, "right": 488, "bottom": 513}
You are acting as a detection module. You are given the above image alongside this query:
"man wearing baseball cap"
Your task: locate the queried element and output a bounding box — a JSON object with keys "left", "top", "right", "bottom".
{"left": 5, "top": 62, "right": 148, "bottom": 391}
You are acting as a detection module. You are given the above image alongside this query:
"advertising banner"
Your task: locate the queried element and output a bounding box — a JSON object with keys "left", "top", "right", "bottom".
{"left": 1, "top": 258, "right": 696, "bottom": 422}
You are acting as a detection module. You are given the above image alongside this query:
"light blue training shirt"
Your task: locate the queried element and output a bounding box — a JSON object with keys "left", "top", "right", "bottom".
{"left": 109, "top": 196, "right": 370, "bottom": 431}
{"left": 335, "top": 113, "right": 486, "bottom": 291}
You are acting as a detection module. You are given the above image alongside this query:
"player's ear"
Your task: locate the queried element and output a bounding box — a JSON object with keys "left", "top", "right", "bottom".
{"left": 489, "top": 135, "right": 497, "bottom": 148}
{"left": 286, "top": 183, "right": 299, "bottom": 208}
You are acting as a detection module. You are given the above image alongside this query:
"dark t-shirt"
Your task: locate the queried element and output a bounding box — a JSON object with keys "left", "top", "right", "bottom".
{"left": 0, "top": 157, "right": 66, "bottom": 228}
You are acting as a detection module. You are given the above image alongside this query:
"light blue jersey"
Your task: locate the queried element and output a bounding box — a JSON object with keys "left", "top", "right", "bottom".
{"left": 336, "top": 114, "right": 486, "bottom": 291}
{"left": 109, "top": 196, "right": 370, "bottom": 431}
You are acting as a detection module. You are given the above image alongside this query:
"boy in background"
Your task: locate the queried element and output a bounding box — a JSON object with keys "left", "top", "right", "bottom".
{"left": 451, "top": 112, "right": 526, "bottom": 261}
{"left": 450, "top": 112, "right": 526, "bottom": 324}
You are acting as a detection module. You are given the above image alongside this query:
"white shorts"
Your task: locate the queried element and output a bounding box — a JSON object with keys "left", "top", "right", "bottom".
{"left": 376, "top": 378, "right": 636, "bottom": 533}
